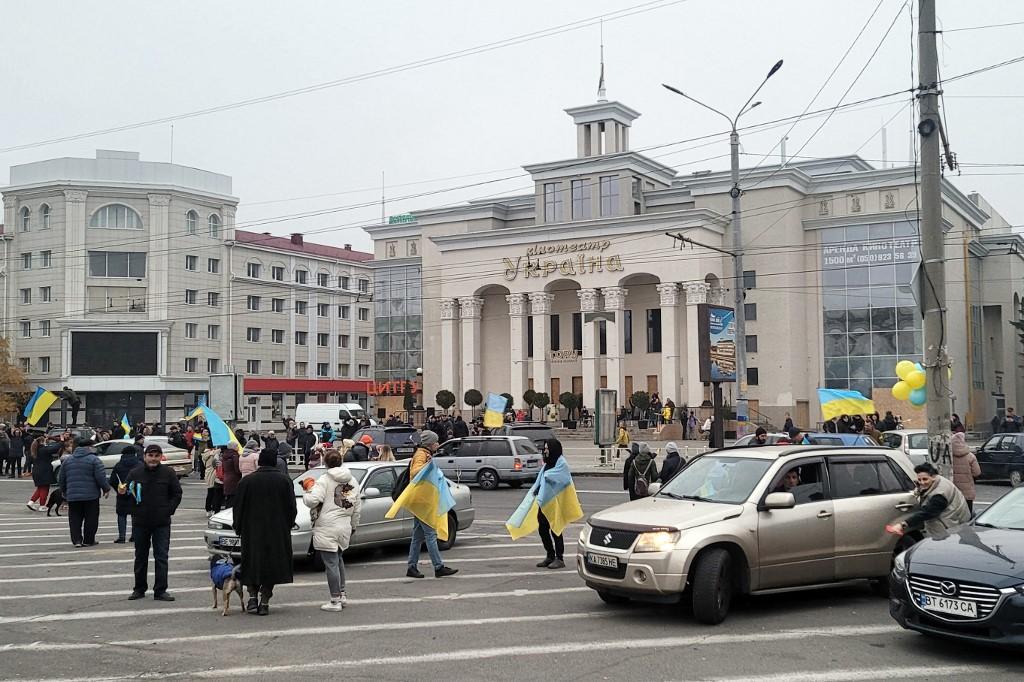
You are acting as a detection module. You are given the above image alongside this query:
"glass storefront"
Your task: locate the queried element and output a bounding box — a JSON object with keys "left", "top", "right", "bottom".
{"left": 374, "top": 264, "right": 423, "bottom": 384}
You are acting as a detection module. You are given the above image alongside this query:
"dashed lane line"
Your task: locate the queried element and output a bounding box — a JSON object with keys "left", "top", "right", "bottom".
{"left": 699, "top": 665, "right": 1011, "bottom": 681}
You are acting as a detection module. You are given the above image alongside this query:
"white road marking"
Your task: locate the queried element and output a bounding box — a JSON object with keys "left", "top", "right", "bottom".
{"left": 701, "top": 665, "right": 1009, "bottom": 681}
{"left": 0, "top": 524, "right": 209, "bottom": 536}
{"left": 576, "top": 489, "right": 628, "bottom": 494}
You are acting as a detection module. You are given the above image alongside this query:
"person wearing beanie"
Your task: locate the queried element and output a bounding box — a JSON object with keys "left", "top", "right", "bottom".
{"left": 753, "top": 427, "right": 769, "bottom": 446}
{"left": 659, "top": 442, "right": 683, "bottom": 482}
{"left": 126, "top": 444, "right": 182, "bottom": 601}
{"left": 403, "top": 428, "right": 457, "bottom": 579}
{"left": 232, "top": 445, "right": 297, "bottom": 615}
{"left": 109, "top": 444, "right": 142, "bottom": 543}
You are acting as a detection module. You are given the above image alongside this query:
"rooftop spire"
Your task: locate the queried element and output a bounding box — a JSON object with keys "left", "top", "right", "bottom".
{"left": 597, "top": 20, "right": 607, "bottom": 102}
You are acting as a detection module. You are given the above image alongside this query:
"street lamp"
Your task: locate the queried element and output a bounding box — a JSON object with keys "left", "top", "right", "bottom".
{"left": 662, "top": 59, "right": 783, "bottom": 435}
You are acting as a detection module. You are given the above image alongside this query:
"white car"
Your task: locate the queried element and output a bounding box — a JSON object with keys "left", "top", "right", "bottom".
{"left": 53, "top": 437, "right": 192, "bottom": 478}
{"left": 879, "top": 429, "right": 929, "bottom": 467}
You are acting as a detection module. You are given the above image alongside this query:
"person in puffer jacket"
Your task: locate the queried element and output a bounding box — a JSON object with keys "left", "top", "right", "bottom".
{"left": 58, "top": 438, "right": 111, "bottom": 547}
{"left": 301, "top": 449, "right": 361, "bottom": 612}
{"left": 239, "top": 440, "right": 261, "bottom": 478}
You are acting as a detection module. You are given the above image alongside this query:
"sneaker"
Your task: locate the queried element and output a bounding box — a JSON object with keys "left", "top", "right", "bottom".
{"left": 547, "top": 558, "right": 566, "bottom": 569}
{"left": 73, "top": 543, "right": 83, "bottom": 548}
{"left": 128, "top": 591, "right": 145, "bottom": 600}
{"left": 320, "top": 599, "right": 343, "bottom": 612}
{"left": 536, "top": 557, "right": 554, "bottom": 568}
{"left": 434, "top": 566, "right": 459, "bottom": 578}
{"left": 406, "top": 567, "right": 424, "bottom": 579}
{"left": 246, "top": 597, "right": 259, "bottom": 613}
{"left": 338, "top": 592, "right": 347, "bottom": 608}
{"left": 26, "top": 502, "right": 37, "bottom": 511}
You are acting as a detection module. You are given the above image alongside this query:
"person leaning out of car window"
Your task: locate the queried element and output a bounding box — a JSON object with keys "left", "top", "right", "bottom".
{"left": 950, "top": 432, "right": 981, "bottom": 515}
{"left": 751, "top": 427, "right": 769, "bottom": 446}
{"left": 889, "top": 463, "right": 971, "bottom": 538}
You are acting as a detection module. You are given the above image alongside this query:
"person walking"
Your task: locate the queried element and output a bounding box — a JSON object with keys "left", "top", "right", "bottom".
{"left": 202, "top": 446, "right": 223, "bottom": 516}
{"left": 27, "top": 437, "right": 59, "bottom": 511}
{"left": 109, "top": 445, "right": 142, "bottom": 543}
{"left": 232, "top": 449, "right": 297, "bottom": 615}
{"left": 0, "top": 428, "right": 11, "bottom": 479}
{"left": 297, "top": 425, "right": 318, "bottom": 469}
{"left": 58, "top": 438, "right": 111, "bottom": 546}
{"left": 535, "top": 439, "right": 568, "bottom": 570}
{"left": 614, "top": 422, "right": 630, "bottom": 459}
{"left": 405, "top": 430, "right": 458, "bottom": 579}
{"left": 625, "top": 443, "right": 658, "bottom": 501}
{"left": 126, "top": 444, "right": 182, "bottom": 601}
{"left": 659, "top": 442, "right": 684, "bottom": 482}
{"left": 951, "top": 432, "right": 981, "bottom": 514}
{"left": 220, "top": 442, "right": 242, "bottom": 509}
{"left": 301, "top": 449, "right": 361, "bottom": 611}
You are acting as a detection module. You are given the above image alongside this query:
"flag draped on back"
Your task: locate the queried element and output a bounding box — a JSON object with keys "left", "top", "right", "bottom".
{"left": 22, "top": 387, "right": 59, "bottom": 426}
{"left": 385, "top": 459, "right": 456, "bottom": 541}
{"left": 184, "top": 403, "right": 240, "bottom": 448}
{"left": 506, "top": 457, "right": 583, "bottom": 540}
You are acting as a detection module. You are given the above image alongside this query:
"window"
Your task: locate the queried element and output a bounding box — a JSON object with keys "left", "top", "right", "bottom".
{"left": 317, "top": 303, "right": 329, "bottom": 317}
{"left": 744, "top": 303, "right": 757, "bottom": 321}
{"left": 339, "top": 334, "right": 350, "bottom": 348}
{"left": 340, "top": 363, "right": 350, "bottom": 377}
{"left": 185, "top": 255, "right": 198, "bottom": 271}
{"left": 365, "top": 468, "right": 397, "bottom": 497}
{"left": 829, "top": 459, "right": 907, "bottom": 498}
{"left": 272, "top": 360, "right": 285, "bottom": 376}
{"left": 185, "top": 210, "right": 197, "bottom": 235}
{"left": 317, "top": 362, "right": 329, "bottom": 378}
{"left": 646, "top": 309, "right": 662, "bottom": 353}
{"left": 88, "top": 251, "right": 146, "bottom": 278}
{"left": 296, "top": 301, "right": 307, "bottom": 315}
{"left": 271, "top": 298, "right": 285, "bottom": 313}
{"left": 246, "top": 327, "right": 261, "bottom": 343}
{"left": 317, "top": 272, "right": 329, "bottom": 287}
{"left": 271, "top": 329, "right": 284, "bottom": 344}
{"left": 743, "top": 270, "right": 757, "bottom": 289}
{"left": 358, "top": 307, "right": 369, "bottom": 321}
{"left": 245, "top": 262, "right": 261, "bottom": 278}
{"left": 20, "top": 321, "right": 31, "bottom": 337}
{"left": 207, "top": 324, "right": 220, "bottom": 340}
{"left": 745, "top": 335, "right": 758, "bottom": 353}
{"left": 40, "top": 204, "right": 50, "bottom": 229}
{"left": 746, "top": 367, "right": 759, "bottom": 386}
{"left": 769, "top": 461, "right": 827, "bottom": 504}
{"left": 90, "top": 204, "right": 143, "bottom": 229}
{"left": 185, "top": 323, "right": 197, "bottom": 339}
{"left": 19, "top": 206, "right": 30, "bottom": 232}
{"left": 208, "top": 214, "right": 221, "bottom": 238}
{"left": 295, "top": 269, "right": 308, "bottom": 284}
{"left": 21, "top": 253, "right": 32, "bottom": 269}
{"left": 358, "top": 336, "right": 369, "bottom": 350}
{"left": 40, "top": 286, "right": 51, "bottom": 302}
{"left": 624, "top": 309, "right": 633, "bottom": 354}
{"left": 295, "top": 331, "right": 308, "bottom": 345}
{"left": 19, "top": 357, "right": 30, "bottom": 372}
{"left": 358, "top": 279, "right": 369, "bottom": 294}
{"left": 600, "top": 176, "right": 619, "bottom": 216}
{"left": 339, "top": 305, "right": 350, "bottom": 319}
{"left": 207, "top": 258, "right": 220, "bottom": 274}
{"left": 40, "top": 320, "right": 51, "bottom": 337}
{"left": 39, "top": 357, "right": 50, "bottom": 374}
{"left": 317, "top": 333, "right": 329, "bottom": 347}
{"left": 340, "top": 276, "right": 350, "bottom": 290}
{"left": 271, "top": 266, "right": 284, "bottom": 281}
{"left": 19, "top": 288, "right": 31, "bottom": 304}
{"left": 572, "top": 312, "right": 583, "bottom": 352}
{"left": 599, "top": 320, "right": 607, "bottom": 355}
{"left": 246, "top": 295, "right": 260, "bottom": 311}
{"left": 184, "top": 357, "right": 198, "bottom": 373}
{"left": 207, "top": 358, "right": 220, "bottom": 373}
{"left": 527, "top": 315, "right": 534, "bottom": 358}
{"left": 208, "top": 292, "right": 220, "bottom": 307}
{"left": 246, "top": 359, "right": 261, "bottom": 375}
{"left": 40, "top": 250, "right": 52, "bottom": 268}
{"left": 571, "top": 179, "right": 592, "bottom": 219}
{"left": 550, "top": 314, "right": 560, "bottom": 351}
{"left": 358, "top": 364, "right": 369, "bottom": 378}
{"left": 543, "top": 182, "right": 563, "bottom": 222}
{"left": 295, "top": 361, "right": 308, "bottom": 376}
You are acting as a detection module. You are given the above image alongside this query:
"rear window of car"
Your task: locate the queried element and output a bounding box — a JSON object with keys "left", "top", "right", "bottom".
{"left": 879, "top": 433, "right": 902, "bottom": 448}
{"left": 384, "top": 429, "right": 416, "bottom": 447}
{"left": 906, "top": 434, "right": 929, "bottom": 450}
{"left": 515, "top": 440, "right": 540, "bottom": 455}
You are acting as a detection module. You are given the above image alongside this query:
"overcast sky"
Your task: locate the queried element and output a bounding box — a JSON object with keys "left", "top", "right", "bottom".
{"left": 3, "top": 0, "right": 1021, "bottom": 250}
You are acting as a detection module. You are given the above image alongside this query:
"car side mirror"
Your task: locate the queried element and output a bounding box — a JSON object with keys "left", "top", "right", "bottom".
{"left": 649, "top": 482, "right": 662, "bottom": 496}
{"left": 361, "top": 487, "right": 381, "bottom": 499}
{"left": 764, "top": 492, "right": 796, "bottom": 510}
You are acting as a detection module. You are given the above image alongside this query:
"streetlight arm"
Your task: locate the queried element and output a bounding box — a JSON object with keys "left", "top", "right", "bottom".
{"left": 734, "top": 59, "right": 784, "bottom": 123}
{"left": 661, "top": 84, "right": 733, "bottom": 129}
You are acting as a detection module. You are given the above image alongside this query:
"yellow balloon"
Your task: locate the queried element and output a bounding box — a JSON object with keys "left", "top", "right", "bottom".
{"left": 906, "top": 370, "right": 926, "bottom": 390}
{"left": 891, "top": 381, "right": 911, "bottom": 401}
{"left": 895, "top": 360, "right": 916, "bottom": 380}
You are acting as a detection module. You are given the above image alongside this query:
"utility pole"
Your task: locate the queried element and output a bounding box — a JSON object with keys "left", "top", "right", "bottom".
{"left": 918, "top": 0, "right": 953, "bottom": 478}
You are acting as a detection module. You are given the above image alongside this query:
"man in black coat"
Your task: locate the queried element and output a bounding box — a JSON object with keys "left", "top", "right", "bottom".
{"left": 127, "top": 444, "right": 182, "bottom": 601}
{"left": 452, "top": 416, "right": 470, "bottom": 439}
{"left": 232, "top": 449, "right": 297, "bottom": 615}
{"left": 296, "top": 426, "right": 318, "bottom": 469}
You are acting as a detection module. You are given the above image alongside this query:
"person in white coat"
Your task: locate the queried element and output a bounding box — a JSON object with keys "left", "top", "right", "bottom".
{"left": 301, "top": 449, "right": 361, "bottom": 611}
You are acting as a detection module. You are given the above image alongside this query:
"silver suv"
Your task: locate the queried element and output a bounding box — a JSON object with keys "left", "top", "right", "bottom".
{"left": 434, "top": 436, "right": 542, "bottom": 490}
{"left": 577, "top": 446, "right": 919, "bottom": 624}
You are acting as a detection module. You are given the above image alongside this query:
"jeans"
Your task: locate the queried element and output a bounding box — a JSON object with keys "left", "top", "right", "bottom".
{"left": 205, "top": 486, "right": 224, "bottom": 513}
{"left": 537, "top": 510, "right": 564, "bottom": 560}
{"left": 117, "top": 512, "right": 133, "bottom": 541}
{"left": 320, "top": 548, "right": 347, "bottom": 597}
{"left": 133, "top": 524, "right": 171, "bottom": 595}
{"left": 67, "top": 498, "right": 100, "bottom": 545}
{"left": 407, "top": 518, "right": 444, "bottom": 570}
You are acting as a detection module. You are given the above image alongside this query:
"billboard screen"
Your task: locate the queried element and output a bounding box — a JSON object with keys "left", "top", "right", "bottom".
{"left": 698, "top": 304, "right": 737, "bottom": 383}
{"left": 71, "top": 332, "right": 158, "bottom": 376}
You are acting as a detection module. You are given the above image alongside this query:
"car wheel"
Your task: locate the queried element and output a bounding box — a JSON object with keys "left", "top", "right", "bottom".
{"left": 508, "top": 480, "right": 524, "bottom": 489}
{"left": 597, "top": 589, "right": 629, "bottom": 605}
{"left": 477, "top": 469, "right": 499, "bottom": 491}
{"left": 1011, "top": 469, "right": 1023, "bottom": 488}
{"left": 437, "top": 513, "right": 458, "bottom": 551}
{"left": 691, "top": 548, "right": 733, "bottom": 625}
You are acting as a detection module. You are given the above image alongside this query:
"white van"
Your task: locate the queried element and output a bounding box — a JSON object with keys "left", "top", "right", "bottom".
{"left": 293, "top": 403, "right": 374, "bottom": 431}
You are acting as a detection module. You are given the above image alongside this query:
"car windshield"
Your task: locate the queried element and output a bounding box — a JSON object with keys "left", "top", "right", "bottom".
{"left": 658, "top": 455, "right": 774, "bottom": 504}
{"left": 975, "top": 488, "right": 1024, "bottom": 530}
{"left": 384, "top": 430, "right": 416, "bottom": 446}
{"left": 292, "top": 467, "right": 367, "bottom": 496}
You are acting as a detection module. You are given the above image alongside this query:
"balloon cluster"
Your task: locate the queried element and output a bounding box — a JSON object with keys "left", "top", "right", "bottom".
{"left": 891, "top": 360, "right": 927, "bottom": 407}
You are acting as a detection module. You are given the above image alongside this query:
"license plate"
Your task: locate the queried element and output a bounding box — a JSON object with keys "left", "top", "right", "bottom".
{"left": 586, "top": 552, "right": 618, "bottom": 569}
{"left": 915, "top": 592, "right": 977, "bottom": 618}
{"left": 527, "top": 460, "right": 538, "bottom": 468}
{"left": 218, "top": 537, "right": 240, "bottom": 548}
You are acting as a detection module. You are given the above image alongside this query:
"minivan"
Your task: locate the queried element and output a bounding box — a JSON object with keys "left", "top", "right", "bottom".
{"left": 293, "top": 403, "right": 373, "bottom": 431}
{"left": 352, "top": 425, "right": 418, "bottom": 459}
{"left": 434, "top": 436, "right": 542, "bottom": 490}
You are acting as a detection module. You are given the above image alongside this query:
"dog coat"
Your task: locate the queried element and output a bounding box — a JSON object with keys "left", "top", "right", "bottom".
{"left": 210, "top": 560, "right": 235, "bottom": 589}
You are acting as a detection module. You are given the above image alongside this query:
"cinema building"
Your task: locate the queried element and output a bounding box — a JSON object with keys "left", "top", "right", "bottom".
{"left": 366, "top": 97, "right": 1024, "bottom": 430}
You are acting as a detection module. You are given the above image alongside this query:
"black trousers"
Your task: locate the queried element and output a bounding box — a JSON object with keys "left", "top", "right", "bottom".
{"left": 205, "top": 485, "right": 224, "bottom": 513}
{"left": 4, "top": 457, "right": 21, "bottom": 477}
{"left": 134, "top": 524, "right": 171, "bottom": 595}
{"left": 537, "top": 510, "right": 564, "bottom": 560}
{"left": 247, "top": 584, "right": 274, "bottom": 602}
{"left": 67, "top": 498, "right": 100, "bottom": 545}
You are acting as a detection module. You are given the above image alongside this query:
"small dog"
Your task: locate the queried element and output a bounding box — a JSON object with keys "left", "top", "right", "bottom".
{"left": 45, "top": 489, "right": 66, "bottom": 517}
{"left": 210, "top": 556, "right": 244, "bottom": 616}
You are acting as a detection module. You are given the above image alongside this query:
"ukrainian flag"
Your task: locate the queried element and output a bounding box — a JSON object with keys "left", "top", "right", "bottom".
{"left": 483, "top": 392, "right": 506, "bottom": 429}
{"left": 817, "top": 388, "right": 875, "bottom": 421}
{"left": 22, "top": 387, "right": 59, "bottom": 426}
{"left": 505, "top": 457, "right": 583, "bottom": 540}
{"left": 120, "top": 413, "right": 132, "bottom": 440}
{"left": 198, "top": 405, "right": 241, "bottom": 448}
{"left": 385, "top": 459, "right": 456, "bottom": 541}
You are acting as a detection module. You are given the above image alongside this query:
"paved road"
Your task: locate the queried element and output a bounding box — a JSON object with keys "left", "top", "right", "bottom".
{"left": 0, "top": 475, "right": 1020, "bottom": 681}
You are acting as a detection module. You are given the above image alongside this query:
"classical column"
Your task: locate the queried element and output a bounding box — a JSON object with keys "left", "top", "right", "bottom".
{"left": 458, "top": 297, "right": 484, "bottom": 408}
{"left": 657, "top": 283, "right": 682, "bottom": 405}
{"left": 578, "top": 288, "right": 600, "bottom": 409}
{"left": 506, "top": 294, "right": 528, "bottom": 411}
{"left": 63, "top": 190, "right": 88, "bottom": 318}
{"left": 602, "top": 286, "right": 628, "bottom": 409}
{"left": 683, "top": 281, "right": 711, "bottom": 407}
{"left": 529, "top": 292, "right": 554, "bottom": 398}
{"left": 440, "top": 299, "right": 461, "bottom": 402}
{"left": 147, "top": 194, "right": 171, "bottom": 320}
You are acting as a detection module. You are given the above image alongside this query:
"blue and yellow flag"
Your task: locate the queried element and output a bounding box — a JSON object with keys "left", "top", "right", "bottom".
{"left": 483, "top": 392, "right": 506, "bottom": 429}
{"left": 183, "top": 402, "right": 239, "bottom": 448}
{"left": 22, "top": 387, "right": 59, "bottom": 426}
{"left": 817, "top": 388, "right": 875, "bottom": 421}
{"left": 385, "top": 459, "right": 456, "bottom": 541}
{"left": 120, "top": 414, "right": 132, "bottom": 440}
{"left": 506, "top": 457, "right": 583, "bottom": 540}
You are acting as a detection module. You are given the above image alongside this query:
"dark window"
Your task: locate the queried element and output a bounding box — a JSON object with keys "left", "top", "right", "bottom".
{"left": 744, "top": 302, "right": 757, "bottom": 320}
{"left": 746, "top": 367, "right": 759, "bottom": 386}
{"left": 598, "top": 320, "right": 607, "bottom": 355}
{"left": 482, "top": 440, "right": 512, "bottom": 457}
{"left": 456, "top": 441, "right": 484, "bottom": 458}
{"left": 743, "top": 270, "right": 757, "bottom": 289}
{"left": 71, "top": 331, "right": 158, "bottom": 376}
{"left": 646, "top": 309, "right": 662, "bottom": 353}
{"left": 745, "top": 335, "right": 758, "bottom": 353}
{"left": 550, "top": 314, "right": 560, "bottom": 351}
{"left": 624, "top": 309, "right": 633, "bottom": 354}
{"left": 878, "top": 460, "right": 913, "bottom": 493}
{"left": 572, "top": 312, "right": 582, "bottom": 352}
{"left": 829, "top": 460, "right": 900, "bottom": 498}
{"left": 527, "top": 315, "right": 534, "bottom": 358}
{"left": 364, "top": 468, "right": 396, "bottom": 497}
{"left": 768, "top": 461, "right": 826, "bottom": 504}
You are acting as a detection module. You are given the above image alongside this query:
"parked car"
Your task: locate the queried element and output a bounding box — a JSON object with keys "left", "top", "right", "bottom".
{"left": 434, "top": 436, "right": 542, "bottom": 490}
{"left": 804, "top": 432, "right": 880, "bottom": 446}
{"left": 890, "top": 486, "right": 1024, "bottom": 647}
{"left": 352, "top": 425, "right": 418, "bottom": 459}
{"left": 577, "top": 445, "right": 919, "bottom": 624}
{"left": 53, "top": 437, "right": 192, "bottom": 478}
{"left": 493, "top": 422, "right": 556, "bottom": 448}
{"left": 879, "top": 429, "right": 929, "bottom": 467}
{"left": 975, "top": 433, "right": 1024, "bottom": 487}
{"left": 732, "top": 432, "right": 788, "bottom": 447}
{"left": 205, "top": 461, "right": 475, "bottom": 564}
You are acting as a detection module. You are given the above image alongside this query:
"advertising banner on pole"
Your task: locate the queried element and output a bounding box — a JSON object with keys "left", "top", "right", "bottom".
{"left": 698, "top": 304, "right": 737, "bottom": 383}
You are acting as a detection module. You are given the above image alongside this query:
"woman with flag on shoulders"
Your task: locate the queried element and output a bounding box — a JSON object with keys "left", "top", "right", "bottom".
{"left": 506, "top": 438, "right": 583, "bottom": 570}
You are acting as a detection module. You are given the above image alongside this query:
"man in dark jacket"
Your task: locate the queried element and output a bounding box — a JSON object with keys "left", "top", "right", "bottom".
{"left": 659, "top": 442, "right": 683, "bottom": 482}
{"left": 347, "top": 434, "right": 372, "bottom": 462}
{"left": 126, "top": 444, "right": 182, "bottom": 601}
{"left": 275, "top": 442, "right": 293, "bottom": 475}
{"left": 452, "top": 416, "right": 470, "bottom": 439}
{"left": 109, "top": 446, "right": 142, "bottom": 543}
{"left": 1000, "top": 407, "right": 1023, "bottom": 433}
{"left": 58, "top": 438, "right": 111, "bottom": 547}
{"left": 233, "top": 449, "right": 297, "bottom": 615}
{"left": 621, "top": 442, "right": 640, "bottom": 495}
{"left": 297, "top": 426, "right": 318, "bottom": 469}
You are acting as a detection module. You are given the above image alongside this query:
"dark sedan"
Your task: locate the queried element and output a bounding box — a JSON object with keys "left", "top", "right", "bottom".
{"left": 889, "top": 487, "right": 1024, "bottom": 647}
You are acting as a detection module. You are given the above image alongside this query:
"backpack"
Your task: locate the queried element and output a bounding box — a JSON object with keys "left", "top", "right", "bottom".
{"left": 632, "top": 460, "right": 652, "bottom": 497}
{"left": 392, "top": 462, "right": 412, "bottom": 501}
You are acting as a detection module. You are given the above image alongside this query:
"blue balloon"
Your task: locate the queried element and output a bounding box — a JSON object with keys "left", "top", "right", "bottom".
{"left": 914, "top": 362, "right": 925, "bottom": 372}
{"left": 909, "top": 387, "right": 927, "bottom": 406}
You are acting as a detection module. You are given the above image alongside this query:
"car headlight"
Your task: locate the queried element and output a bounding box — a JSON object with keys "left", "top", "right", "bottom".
{"left": 207, "top": 520, "right": 231, "bottom": 531}
{"left": 634, "top": 530, "right": 681, "bottom": 553}
{"left": 579, "top": 525, "right": 590, "bottom": 544}
{"left": 892, "top": 549, "right": 908, "bottom": 579}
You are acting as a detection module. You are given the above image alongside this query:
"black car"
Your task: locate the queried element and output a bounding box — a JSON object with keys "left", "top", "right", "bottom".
{"left": 976, "top": 433, "right": 1024, "bottom": 487}
{"left": 352, "top": 425, "right": 418, "bottom": 459}
{"left": 889, "top": 486, "right": 1024, "bottom": 647}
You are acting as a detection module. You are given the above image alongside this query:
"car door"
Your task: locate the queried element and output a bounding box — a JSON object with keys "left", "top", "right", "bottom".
{"left": 827, "top": 456, "right": 915, "bottom": 579}
{"left": 435, "top": 440, "right": 461, "bottom": 480}
{"left": 481, "top": 439, "right": 512, "bottom": 476}
{"left": 355, "top": 466, "right": 407, "bottom": 545}
{"left": 979, "top": 436, "right": 1011, "bottom": 480}
{"left": 756, "top": 458, "right": 836, "bottom": 589}
{"left": 98, "top": 442, "right": 126, "bottom": 469}
{"left": 454, "top": 440, "right": 485, "bottom": 482}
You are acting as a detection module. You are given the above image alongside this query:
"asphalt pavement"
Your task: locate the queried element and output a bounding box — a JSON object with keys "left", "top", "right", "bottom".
{"left": 0, "top": 474, "right": 1021, "bottom": 681}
